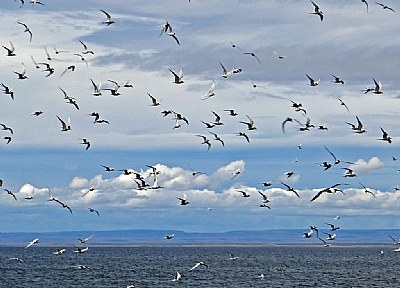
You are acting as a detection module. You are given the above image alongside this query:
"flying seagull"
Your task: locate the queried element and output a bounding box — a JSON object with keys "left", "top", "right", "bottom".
{"left": 306, "top": 74, "right": 319, "bottom": 86}
{"left": 177, "top": 194, "right": 190, "bottom": 205}
{"left": 189, "top": 261, "right": 208, "bottom": 271}
{"left": 170, "top": 67, "right": 184, "bottom": 84}
{"left": 378, "top": 127, "right": 392, "bottom": 143}
{"left": 310, "top": 0, "right": 324, "bottom": 21}
{"left": 25, "top": 238, "right": 39, "bottom": 249}
{"left": 375, "top": 2, "right": 395, "bottom": 12}
{"left": 100, "top": 9, "right": 115, "bottom": 25}
{"left": 310, "top": 183, "right": 347, "bottom": 202}
{"left": 56, "top": 116, "right": 71, "bottom": 131}
{"left": 3, "top": 41, "right": 16, "bottom": 56}
{"left": 17, "top": 22, "right": 32, "bottom": 42}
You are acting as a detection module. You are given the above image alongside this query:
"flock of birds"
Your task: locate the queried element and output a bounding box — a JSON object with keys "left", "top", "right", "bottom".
{"left": 0, "top": 0, "right": 400, "bottom": 270}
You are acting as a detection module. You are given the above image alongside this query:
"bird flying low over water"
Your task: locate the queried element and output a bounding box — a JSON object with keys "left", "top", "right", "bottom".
{"left": 189, "top": 261, "right": 208, "bottom": 271}
{"left": 78, "top": 235, "right": 94, "bottom": 244}
{"left": 53, "top": 248, "right": 66, "bottom": 255}
{"left": 25, "top": 238, "right": 39, "bottom": 249}
{"left": 164, "top": 234, "right": 174, "bottom": 239}
{"left": 172, "top": 272, "right": 181, "bottom": 282}
{"left": 73, "top": 246, "right": 89, "bottom": 253}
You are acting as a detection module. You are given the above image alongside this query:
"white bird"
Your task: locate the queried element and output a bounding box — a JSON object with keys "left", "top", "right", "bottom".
{"left": 53, "top": 248, "right": 66, "bottom": 255}
{"left": 25, "top": 238, "right": 39, "bottom": 249}
{"left": 56, "top": 115, "right": 71, "bottom": 131}
{"left": 202, "top": 79, "right": 216, "bottom": 100}
{"left": 100, "top": 9, "right": 115, "bottom": 25}
{"left": 78, "top": 235, "right": 94, "bottom": 243}
{"left": 172, "top": 271, "right": 182, "bottom": 282}
{"left": 170, "top": 67, "right": 184, "bottom": 84}
{"left": 74, "top": 246, "right": 89, "bottom": 253}
{"left": 189, "top": 261, "right": 208, "bottom": 271}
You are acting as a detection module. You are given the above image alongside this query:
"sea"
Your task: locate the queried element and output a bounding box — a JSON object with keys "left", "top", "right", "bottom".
{"left": 0, "top": 245, "right": 399, "bottom": 288}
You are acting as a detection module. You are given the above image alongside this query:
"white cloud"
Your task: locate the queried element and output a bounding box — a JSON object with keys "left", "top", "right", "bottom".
{"left": 349, "top": 157, "right": 384, "bottom": 174}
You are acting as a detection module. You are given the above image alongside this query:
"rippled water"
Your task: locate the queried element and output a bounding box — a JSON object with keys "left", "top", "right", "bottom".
{"left": 0, "top": 246, "right": 399, "bottom": 287}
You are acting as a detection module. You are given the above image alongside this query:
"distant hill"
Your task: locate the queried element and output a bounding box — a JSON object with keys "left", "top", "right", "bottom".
{"left": 1, "top": 229, "right": 399, "bottom": 246}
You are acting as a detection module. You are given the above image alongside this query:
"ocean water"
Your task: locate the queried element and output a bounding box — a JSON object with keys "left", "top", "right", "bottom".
{"left": 0, "top": 246, "right": 399, "bottom": 287}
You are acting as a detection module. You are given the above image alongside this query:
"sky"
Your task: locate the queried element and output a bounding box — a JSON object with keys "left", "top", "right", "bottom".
{"left": 0, "top": 0, "right": 400, "bottom": 234}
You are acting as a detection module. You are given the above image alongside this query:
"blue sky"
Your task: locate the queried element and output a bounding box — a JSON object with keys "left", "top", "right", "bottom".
{"left": 0, "top": 0, "right": 400, "bottom": 233}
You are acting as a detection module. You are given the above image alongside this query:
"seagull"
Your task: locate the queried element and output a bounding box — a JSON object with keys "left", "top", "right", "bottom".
{"left": 30, "top": 0, "right": 45, "bottom": 5}
{"left": 53, "top": 248, "right": 66, "bottom": 255}
{"left": 243, "top": 52, "right": 261, "bottom": 64}
{"left": 90, "top": 79, "right": 102, "bottom": 96}
{"left": 89, "top": 208, "right": 99, "bottom": 215}
{"left": 338, "top": 99, "right": 350, "bottom": 112}
{"left": 14, "top": 62, "right": 28, "bottom": 79}
{"left": 373, "top": 78, "right": 383, "bottom": 94}
{"left": 79, "top": 40, "right": 94, "bottom": 55}
{"left": 236, "top": 132, "right": 250, "bottom": 143}
{"left": 196, "top": 134, "right": 212, "bottom": 150}
{"left": 189, "top": 261, "right": 208, "bottom": 271}
{"left": 323, "top": 232, "right": 336, "bottom": 241}
{"left": 309, "top": 0, "right": 324, "bottom": 21}
{"left": 240, "top": 115, "right": 257, "bottom": 130}
{"left": 4, "top": 188, "right": 17, "bottom": 200}
{"left": 73, "top": 246, "right": 89, "bottom": 253}
{"left": 228, "top": 253, "right": 239, "bottom": 260}
{"left": 56, "top": 116, "right": 71, "bottom": 131}
{"left": 0, "top": 123, "right": 13, "bottom": 134}
{"left": 3, "top": 41, "right": 16, "bottom": 56}
{"left": 167, "top": 32, "right": 180, "bottom": 45}
{"left": 306, "top": 74, "right": 319, "bottom": 86}
{"left": 101, "top": 165, "right": 115, "bottom": 172}
{"left": 280, "top": 182, "right": 300, "bottom": 198}
{"left": 38, "top": 62, "right": 55, "bottom": 77}
{"left": 281, "top": 117, "right": 302, "bottom": 133}
{"left": 17, "top": 22, "right": 32, "bottom": 42}
{"left": 4, "top": 136, "right": 11, "bottom": 144}
{"left": 79, "top": 138, "right": 91, "bottom": 150}
{"left": 388, "top": 234, "right": 400, "bottom": 245}
{"left": 224, "top": 109, "right": 238, "bottom": 116}
{"left": 208, "top": 131, "right": 224, "bottom": 146}
{"left": 331, "top": 74, "right": 344, "bottom": 84}
{"left": 262, "top": 181, "right": 272, "bottom": 187}
{"left": 104, "top": 80, "right": 121, "bottom": 96}
{"left": 325, "top": 223, "right": 340, "bottom": 231}
{"left": 346, "top": 116, "right": 366, "bottom": 134}
{"left": 25, "top": 238, "right": 39, "bottom": 249}
{"left": 1, "top": 83, "right": 14, "bottom": 100}
{"left": 211, "top": 111, "right": 224, "bottom": 126}
{"left": 147, "top": 93, "right": 161, "bottom": 106}
{"left": 170, "top": 67, "right": 184, "bottom": 84}
{"left": 74, "top": 53, "right": 88, "bottom": 68}
{"left": 310, "top": 183, "right": 347, "bottom": 202}
{"left": 258, "top": 190, "right": 270, "bottom": 203}
{"left": 202, "top": 79, "right": 216, "bottom": 100}
{"left": 219, "top": 62, "right": 232, "bottom": 79}
{"left": 361, "top": 0, "right": 369, "bottom": 13}
{"left": 375, "top": 2, "right": 395, "bottom": 12}
{"left": 231, "top": 169, "right": 242, "bottom": 180}
{"left": 323, "top": 145, "right": 354, "bottom": 165}
{"left": 100, "top": 9, "right": 115, "bottom": 25}
{"left": 164, "top": 234, "right": 174, "bottom": 239}
{"left": 342, "top": 168, "right": 357, "bottom": 178}
{"left": 172, "top": 272, "right": 182, "bottom": 282}
{"left": 31, "top": 55, "right": 40, "bottom": 69}
{"left": 60, "top": 65, "right": 75, "bottom": 77}
{"left": 237, "top": 190, "right": 251, "bottom": 197}
{"left": 8, "top": 257, "right": 24, "bottom": 262}
{"left": 178, "top": 193, "right": 190, "bottom": 205}
{"left": 78, "top": 235, "right": 94, "bottom": 244}
{"left": 159, "top": 20, "right": 173, "bottom": 37}
{"left": 359, "top": 182, "right": 376, "bottom": 197}
{"left": 378, "top": 127, "right": 392, "bottom": 143}
{"left": 273, "top": 50, "right": 286, "bottom": 59}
